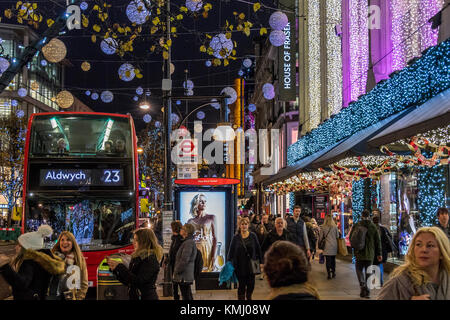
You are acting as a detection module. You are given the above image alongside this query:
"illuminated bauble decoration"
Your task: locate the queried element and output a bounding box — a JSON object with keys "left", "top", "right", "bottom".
{"left": 30, "top": 81, "right": 39, "bottom": 91}
{"left": 248, "top": 103, "right": 256, "bottom": 112}
{"left": 11, "top": 99, "right": 18, "bottom": 107}
{"left": 136, "top": 86, "right": 144, "bottom": 95}
{"left": 186, "top": 0, "right": 203, "bottom": 12}
{"left": 205, "top": 60, "right": 212, "bottom": 67}
{"left": 42, "top": 38, "right": 67, "bottom": 63}
{"left": 118, "top": 63, "right": 136, "bottom": 81}
{"left": 221, "top": 86, "right": 237, "bottom": 104}
{"left": 100, "top": 37, "right": 118, "bottom": 55}
{"left": 154, "top": 121, "right": 161, "bottom": 128}
{"left": 133, "top": 96, "right": 139, "bottom": 101}
{"left": 238, "top": 70, "right": 244, "bottom": 77}
{"left": 269, "top": 30, "right": 286, "bottom": 47}
{"left": 40, "top": 59, "right": 47, "bottom": 67}
{"left": 171, "top": 113, "right": 180, "bottom": 123}
{"left": 269, "top": 11, "right": 288, "bottom": 30}
{"left": 18, "top": 88, "right": 27, "bottom": 97}
{"left": 56, "top": 90, "right": 74, "bottom": 109}
{"left": 16, "top": 109, "right": 25, "bottom": 118}
{"left": 176, "top": 100, "right": 181, "bottom": 105}
{"left": 196, "top": 111, "right": 205, "bottom": 120}
{"left": 126, "top": 0, "right": 151, "bottom": 25}
{"left": 80, "top": 1, "right": 88, "bottom": 10}
{"left": 85, "top": 90, "right": 91, "bottom": 96}
{"left": 210, "top": 98, "right": 220, "bottom": 109}
{"left": 243, "top": 58, "right": 252, "bottom": 68}
{"left": 263, "top": 89, "right": 276, "bottom": 100}
{"left": 81, "top": 61, "right": 91, "bottom": 71}
{"left": 183, "top": 80, "right": 194, "bottom": 90}
{"left": 186, "top": 89, "right": 194, "bottom": 96}
{"left": 0, "top": 57, "right": 10, "bottom": 73}
{"left": 101, "top": 90, "right": 114, "bottom": 103}
{"left": 262, "top": 83, "right": 274, "bottom": 94}
{"left": 91, "top": 92, "right": 99, "bottom": 100}
{"left": 143, "top": 114, "right": 152, "bottom": 123}
{"left": 210, "top": 33, "right": 234, "bottom": 59}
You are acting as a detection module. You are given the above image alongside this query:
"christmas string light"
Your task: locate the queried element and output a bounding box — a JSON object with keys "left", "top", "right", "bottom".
{"left": 417, "top": 166, "right": 445, "bottom": 226}
{"left": 308, "top": 0, "right": 321, "bottom": 130}
{"left": 327, "top": 0, "right": 343, "bottom": 116}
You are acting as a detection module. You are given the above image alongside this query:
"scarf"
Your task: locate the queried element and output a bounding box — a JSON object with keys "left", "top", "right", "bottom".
{"left": 268, "top": 282, "right": 321, "bottom": 300}
{"left": 54, "top": 251, "right": 75, "bottom": 266}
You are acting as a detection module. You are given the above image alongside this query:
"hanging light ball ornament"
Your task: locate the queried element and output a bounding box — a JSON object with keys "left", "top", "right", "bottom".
{"left": 85, "top": 90, "right": 91, "bottom": 96}
{"left": 263, "top": 89, "right": 276, "bottom": 100}
{"left": 262, "top": 83, "right": 274, "bottom": 94}
{"left": 186, "top": 0, "right": 203, "bottom": 12}
{"left": 133, "top": 96, "right": 139, "bottom": 101}
{"left": 269, "top": 30, "right": 286, "bottom": 47}
{"left": 91, "top": 92, "right": 99, "bottom": 100}
{"left": 243, "top": 58, "right": 252, "bottom": 68}
{"left": 40, "top": 59, "right": 48, "bottom": 67}
{"left": 30, "top": 81, "right": 39, "bottom": 91}
{"left": 183, "top": 80, "right": 194, "bottom": 90}
{"left": 0, "top": 57, "right": 10, "bottom": 73}
{"left": 80, "top": 1, "right": 88, "bottom": 10}
{"left": 143, "top": 114, "right": 152, "bottom": 123}
{"left": 205, "top": 60, "right": 212, "bottom": 67}
{"left": 221, "top": 87, "right": 237, "bottom": 105}
{"left": 210, "top": 33, "right": 234, "bottom": 59}
{"left": 18, "top": 88, "right": 27, "bottom": 97}
{"left": 238, "top": 70, "right": 244, "bottom": 77}
{"left": 210, "top": 98, "right": 220, "bottom": 110}
{"left": 81, "top": 61, "right": 91, "bottom": 72}
{"left": 101, "top": 91, "right": 114, "bottom": 103}
{"left": 269, "top": 11, "right": 289, "bottom": 30}
{"left": 118, "top": 63, "right": 136, "bottom": 82}
{"left": 126, "top": 0, "right": 151, "bottom": 25}
{"left": 146, "top": 90, "right": 151, "bottom": 96}
{"left": 248, "top": 103, "right": 257, "bottom": 112}
{"left": 100, "top": 37, "right": 118, "bottom": 55}
{"left": 154, "top": 121, "right": 161, "bottom": 128}
{"left": 176, "top": 100, "right": 181, "bottom": 105}
{"left": 11, "top": 99, "right": 18, "bottom": 107}
{"left": 56, "top": 90, "right": 74, "bottom": 109}
{"left": 136, "top": 86, "right": 144, "bottom": 95}
{"left": 171, "top": 113, "right": 180, "bottom": 123}
{"left": 42, "top": 38, "right": 67, "bottom": 63}
{"left": 16, "top": 109, "right": 25, "bottom": 118}
{"left": 186, "top": 89, "right": 194, "bottom": 96}
{"left": 196, "top": 111, "right": 205, "bottom": 120}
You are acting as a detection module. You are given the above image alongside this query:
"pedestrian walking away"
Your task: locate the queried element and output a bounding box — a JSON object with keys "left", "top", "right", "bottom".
{"left": 319, "top": 214, "right": 340, "bottom": 279}
{"left": 264, "top": 241, "right": 320, "bottom": 300}
{"left": 349, "top": 209, "right": 382, "bottom": 298}
{"left": 0, "top": 225, "right": 65, "bottom": 300}
{"left": 106, "top": 228, "right": 163, "bottom": 300}
{"left": 378, "top": 227, "right": 450, "bottom": 300}
{"left": 227, "top": 217, "right": 263, "bottom": 300}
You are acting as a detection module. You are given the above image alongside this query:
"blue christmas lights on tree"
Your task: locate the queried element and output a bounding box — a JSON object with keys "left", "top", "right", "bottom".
{"left": 288, "top": 40, "right": 450, "bottom": 166}
{"left": 352, "top": 179, "right": 365, "bottom": 223}
{"left": 418, "top": 166, "right": 446, "bottom": 227}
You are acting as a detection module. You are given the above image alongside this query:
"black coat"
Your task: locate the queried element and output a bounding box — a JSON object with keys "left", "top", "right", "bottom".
{"left": 261, "top": 229, "right": 292, "bottom": 255}
{"left": 227, "top": 232, "right": 262, "bottom": 277}
{"left": 0, "top": 249, "right": 65, "bottom": 300}
{"left": 113, "top": 251, "right": 160, "bottom": 300}
{"left": 168, "top": 234, "right": 183, "bottom": 273}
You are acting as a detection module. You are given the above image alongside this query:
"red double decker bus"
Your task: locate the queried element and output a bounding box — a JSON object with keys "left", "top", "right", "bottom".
{"left": 22, "top": 112, "right": 139, "bottom": 288}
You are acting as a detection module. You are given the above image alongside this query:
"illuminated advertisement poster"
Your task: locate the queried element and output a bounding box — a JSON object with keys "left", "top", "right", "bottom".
{"left": 179, "top": 191, "right": 226, "bottom": 273}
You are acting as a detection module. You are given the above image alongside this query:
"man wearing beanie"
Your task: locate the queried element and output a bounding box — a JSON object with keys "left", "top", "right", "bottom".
{"left": 0, "top": 225, "right": 66, "bottom": 300}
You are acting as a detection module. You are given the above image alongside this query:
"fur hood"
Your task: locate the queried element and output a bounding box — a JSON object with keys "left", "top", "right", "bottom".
{"left": 23, "top": 249, "right": 66, "bottom": 275}
{"left": 268, "top": 282, "right": 321, "bottom": 300}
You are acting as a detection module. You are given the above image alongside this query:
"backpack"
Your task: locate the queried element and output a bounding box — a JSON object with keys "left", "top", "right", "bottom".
{"left": 350, "top": 223, "right": 368, "bottom": 251}
{"left": 194, "top": 248, "right": 203, "bottom": 278}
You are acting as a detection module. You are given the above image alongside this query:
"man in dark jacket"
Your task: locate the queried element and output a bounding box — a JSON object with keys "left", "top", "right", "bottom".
{"left": 261, "top": 214, "right": 274, "bottom": 233}
{"left": 434, "top": 207, "right": 449, "bottom": 242}
{"left": 372, "top": 215, "right": 394, "bottom": 286}
{"left": 349, "top": 209, "right": 382, "bottom": 298}
{"left": 286, "top": 206, "right": 311, "bottom": 259}
{"left": 168, "top": 220, "right": 183, "bottom": 300}
{"left": 261, "top": 217, "right": 292, "bottom": 254}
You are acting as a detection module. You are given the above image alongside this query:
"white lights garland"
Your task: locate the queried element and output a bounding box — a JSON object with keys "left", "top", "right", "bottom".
{"left": 327, "top": 0, "right": 342, "bottom": 117}
{"left": 308, "top": 0, "right": 321, "bottom": 130}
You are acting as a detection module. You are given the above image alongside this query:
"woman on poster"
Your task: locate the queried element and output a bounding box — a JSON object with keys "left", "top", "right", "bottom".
{"left": 187, "top": 193, "right": 217, "bottom": 272}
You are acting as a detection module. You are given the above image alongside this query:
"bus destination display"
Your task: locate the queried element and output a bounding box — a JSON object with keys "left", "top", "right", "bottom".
{"left": 40, "top": 169, "right": 124, "bottom": 187}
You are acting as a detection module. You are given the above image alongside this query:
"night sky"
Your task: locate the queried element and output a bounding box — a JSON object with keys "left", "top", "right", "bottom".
{"left": 0, "top": 0, "right": 278, "bottom": 133}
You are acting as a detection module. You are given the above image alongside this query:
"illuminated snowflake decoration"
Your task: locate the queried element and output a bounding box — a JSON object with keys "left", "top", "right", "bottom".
{"left": 243, "top": 58, "right": 252, "bottom": 68}
{"left": 18, "top": 88, "right": 27, "bottom": 97}
{"left": 205, "top": 60, "right": 212, "bottom": 67}
{"left": 126, "top": 0, "right": 151, "bottom": 25}
{"left": 196, "top": 111, "right": 205, "bottom": 120}
{"left": 238, "top": 70, "right": 244, "bottom": 77}
{"left": 269, "top": 11, "right": 288, "bottom": 30}
{"left": 101, "top": 91, "right": 114, "bottom": 103}
{"left": 264, "top": 89, "right": 275, "bottom": 100}
{"left": 221, "top": 87, "right": 237, "bottom": 105}
{"left": 133, "top": 96, "right": 139, "bottom": 101}
{"left": 0, "top": 57, "right": 9, "bottom": 74}
{"left": 91, "top": 92, "right": 99, "bottom": 100}
{"left": 118, "top": 63, "right": 136, "bottom": 82}
{"left": 183, "top": 80, "right": 194, "bottom": 90}
{"left": 80, "top": 1, "right": 88, "bottom": 10}
{"left": 11, "top": 99, "right": 18, "bottom": 107}
{"left": 186, "top": 0, "right": 203, "bottom": 12}
{"left": 136, "top": 86, "right": 144, "bottom": 95}
{"left": 143, "top": 114, "right": 152, "bottom": 123}
{"left": 210, "top": 98, "right": 220, "bottom": 109}
{"left": 154, "top": 121, "right": 161, "bottom": 128}
{"left": 16, "top": 109, "right": 25, "bottom": 118}
{"left": 101, "top": 37, "right": 118, "bottom": 55}
{"left": 269, "top": 30, "right": 286, "bottom": 47}
{"left": 85, "top": 90, "right": 91, "bottom": 96}
{"left": 248, "top": 104, "right": 256, "bottom": 112}
{"left": 263, "top": 83, "right": 275, "bottom": 100}
{"left": 210, "top": 33, "right": 234, "bottom": 59}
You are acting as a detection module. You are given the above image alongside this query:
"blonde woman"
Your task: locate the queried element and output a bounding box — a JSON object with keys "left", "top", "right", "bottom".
{"left": 319, "top": 214, "right": 340, "bottom": 279}
{"left": 107, "top": 228, "right": 163, "bottom": 300}
{"left": 378, "top": 227, "right": 450, "bottom": 300}
{"left": 50, "top": 231, "right": 88, "bottom": 300}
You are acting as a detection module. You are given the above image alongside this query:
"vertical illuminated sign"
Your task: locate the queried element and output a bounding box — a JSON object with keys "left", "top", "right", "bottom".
{"left": 278, "top": 0, "right": 297, "bottom": 102}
